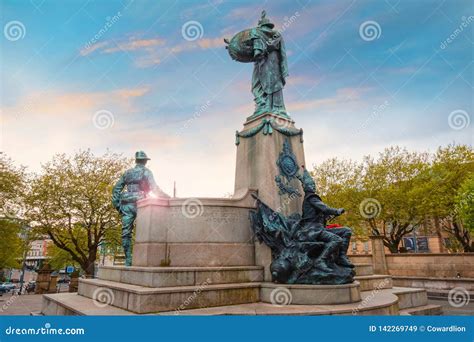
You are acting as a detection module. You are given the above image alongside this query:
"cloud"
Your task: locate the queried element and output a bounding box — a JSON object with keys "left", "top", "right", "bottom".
{"left": 80, "top": 41, "right": 109, "bottom": 56}
{"left": 1, "top": 86, "right": 182, "bottom": 176}
{"left": 2, "top": 87, "right": 151, "bottom": 124}
{"left": 288, "top": 86, "right": 371, "bottom": 111}
{"left": 80, "top": 37, "right": 166, "bottom": 56}
{"left": 80, "top": 34, "right": 224, "bottom": 68}
{"left": 103, "top": 38, "right": 166, "bottom": 53}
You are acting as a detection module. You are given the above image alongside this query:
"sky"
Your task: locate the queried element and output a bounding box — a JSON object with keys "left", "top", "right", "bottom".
{"left": 1, "top": 0, "right": 473, "bottom": 197}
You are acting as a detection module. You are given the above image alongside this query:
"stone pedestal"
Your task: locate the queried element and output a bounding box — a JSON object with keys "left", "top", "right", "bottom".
{"left": 234, "top": 113, "right": 305, "bottom": 280}
{"left": 48, "top": 275, "right": 58, "bottom": 294}
{"left": 35, "top": 264, "right": 52, "bottom": 295}
{"left": 133, "top": 189, "right": 257, "bottom": 267}
{"left": 370, "top": 235, "right": 388, "bottom": 275}
{"left": 69, "top": 271, "right": 79, "bottom": 293}
{"left": 260, "top": 282, "right": 361, "bottom": 305}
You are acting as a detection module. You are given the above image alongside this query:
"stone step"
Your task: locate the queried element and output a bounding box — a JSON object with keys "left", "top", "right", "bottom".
{"left": 389, "top": 287, "right": 428, "bottom": 309}
{"left": 355, "top": 275, "right": 393, "bottom": 291}
{"left": 41, "top": 292, "right": 136, "bottom": 316}
{"left": 97, "top": 265, "right": 264, "bottom": 288}
{"left": 354, "top": 264, "right": 374, "bottom": 276}
{"left": 167, "top": 289, "right": 399, "bottom": 316}
{"left": 426, "top": 288, "right": 474, "bottom": 299}
{"left": 40, "top": 289, "right": 400, "bottom": 316}
{"left": 260, "top": 281, "right": 361, "bottom": 305}
{"left": 400, "top": 304, "right": 443, "bottom": 316}
{"left": 78, "top": 278, "right": 260, "bottom": 314}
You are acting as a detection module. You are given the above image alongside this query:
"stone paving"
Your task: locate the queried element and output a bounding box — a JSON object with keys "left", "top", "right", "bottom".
{"left": 1, "top": 291, "right": 472, "bottom": 316}
{"left": 0, "top": 293, "right": 43, "bottom": 316}
{"left": 428, "top": 298, "right": 474, "bottom": 316}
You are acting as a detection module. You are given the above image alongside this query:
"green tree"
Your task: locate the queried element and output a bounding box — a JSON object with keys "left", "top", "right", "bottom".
{"left": 312, "top": 158, "right": 365, "bottom": 236}
{"left": 443, "top": 174, "right": 474, "bottom": 252}
{"left": 0, "top": 219, "right": 24, "bottom": 269}
{"left": 0, "top": 153, "right": 27, "bottom": 220}
{"left": 47, "top": 243, "right": 80, "bottom": 271}
{"left": 456, "top": 175, "right": 474, "bottom": 234}
{"left": 423, "top": 145, "right": 474, "bottom": 251}
{"left": 314, "top": 147, "right": 431, "bottom": 253}
{"left": 361, "top": 147, "right": 430, "bottom": 252}
{"left": 26, "top": 150, "right": 129, "bottom": 276}
{"left": 0, "top": 154, "right": 28, "bottom": 272}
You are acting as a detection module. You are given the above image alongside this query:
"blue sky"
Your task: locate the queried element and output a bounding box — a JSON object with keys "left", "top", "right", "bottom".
{"left": 1, "top": 0, "right": 472, "bottom": 196}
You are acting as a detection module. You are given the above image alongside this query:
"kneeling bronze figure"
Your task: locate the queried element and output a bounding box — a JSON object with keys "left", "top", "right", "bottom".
{"left": 250, "top": 167, "right": 355, "bottom": 285}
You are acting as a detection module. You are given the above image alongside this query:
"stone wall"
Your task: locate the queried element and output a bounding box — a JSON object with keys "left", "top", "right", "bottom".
{"left": 349, "top": 255, "right": 373, "bottom": 264}
{"left": 386, "top": 253, "right": 474, "bottom": 278}
{"left": 351, "top": 253, "right": 474, "bottom": 278}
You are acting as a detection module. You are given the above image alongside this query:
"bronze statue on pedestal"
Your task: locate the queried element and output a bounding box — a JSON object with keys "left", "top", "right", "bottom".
{"left": 225, "top": 10, "right": 289, "bottom": 118}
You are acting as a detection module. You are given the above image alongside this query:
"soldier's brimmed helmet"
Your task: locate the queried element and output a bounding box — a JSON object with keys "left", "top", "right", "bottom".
{"left": 258, "top": 10, "right": 275, "bottom": 29}
{"left": 135, "top": 151, "right": 150, "bottom": 161}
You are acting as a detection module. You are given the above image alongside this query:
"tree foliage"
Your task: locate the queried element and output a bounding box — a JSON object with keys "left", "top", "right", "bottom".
{"left": 0, "top": 153, "right": 27, "bottom": 220}
{"left": 313, "top": 144, "right": 473, "bottom": 253}
{"left": 0, "top": 154, "right": 28, "bottom": 269}
{"left": 26, "top": 150, "right": 130, "bottom": 276}
{"left": 47, "top": 243, "right": 80, "bottom": 271}
{"left": 0, "top": 219, "right": 25, "bottom": 269}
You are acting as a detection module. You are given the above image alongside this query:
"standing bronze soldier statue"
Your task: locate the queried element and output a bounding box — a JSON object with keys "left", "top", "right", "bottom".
{"left": 112, "top": 151, "right": 169, "bottom": 266}
{"left": 225, "top": 10, "right": 289, "bottom": 118}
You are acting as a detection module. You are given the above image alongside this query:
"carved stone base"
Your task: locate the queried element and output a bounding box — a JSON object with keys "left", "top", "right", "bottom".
{"left": 234, "top": 113, "right": 306, "bottom": 281}
{"left": 260, "top": 281, "right": 361, "bottom": 305}
{"left": 133, "top": 189, "right": 257, "bottom": 267}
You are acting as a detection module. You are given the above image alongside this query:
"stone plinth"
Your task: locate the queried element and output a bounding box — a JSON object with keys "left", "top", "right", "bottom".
{"left": 370, "top": 235, "right": 388, "bottom": 274}
{"left": 97, "top": 266, "right": 264, "bottom": 288}
{"left": 133, "top": 189, "right": 257, "bottom": 267}
{"left": 35, "top": 264, "right": 53, "bottom": 294}
{"left": 234, "top": 113, "right": 306, "bottom": 280}
{"left": 234, "top": 113, "right": 305, "bottom": 213}
{"left": 260, "top": 282, "right": 361, "bottom": 305}
{"left": 78, "top": 278, "right": 260, "bottom": 314}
